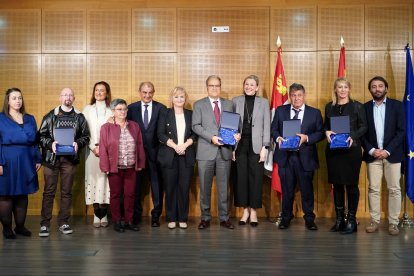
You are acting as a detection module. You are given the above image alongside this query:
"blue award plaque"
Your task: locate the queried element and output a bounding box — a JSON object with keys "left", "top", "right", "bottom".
{"left": 329, "top": 116, "right": 350, "bottom": 149}
{"left": 218, "top": 111, "right": 240, "bottom": 146}
{"left": 280, "top": 119, "right": 301, "bottom": 151}
{"left": 54, "top": 128, "right": 75, "bottom": 155}
{"left": 330, "top": 133, "right": 350, "bottom": 149}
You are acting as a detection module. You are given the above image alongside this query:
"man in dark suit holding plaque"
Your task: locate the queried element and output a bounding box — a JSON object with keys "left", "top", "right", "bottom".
{"left": 127, "top": 82, "right": 166, "bottom": 227}
{"left": 38, "top": 88, "right": 90, "bottom": 237}
{"left": 271, "top": 83, "right": 324, "bottom": 230}
{"left": 192, "top": 75, "right": 239, "bottom": 230}
{"left": 363, "top": 76, "right": 405, "bottom": 236}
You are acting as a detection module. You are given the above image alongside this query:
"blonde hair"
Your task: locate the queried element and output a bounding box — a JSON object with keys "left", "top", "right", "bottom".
{"left": 332, "top": 77, "right": 352, "bottom": 105}
{"left": 169, "top": 86, "right": 188, "bottom": 108}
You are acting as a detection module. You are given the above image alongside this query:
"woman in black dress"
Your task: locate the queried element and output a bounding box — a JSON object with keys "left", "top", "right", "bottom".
{"left": 325, "top": 78, "right": 367, "bottom": 234}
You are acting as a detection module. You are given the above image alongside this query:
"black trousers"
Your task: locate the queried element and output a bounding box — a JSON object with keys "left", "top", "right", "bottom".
{"left": 278, "top": 152, "right": 315, "bottom": 222}
{"left": 234, "top": 137, "right": 263, "bottom": 208}
{"left": 161, "top": 155, "right": 193, "bottom": 222}
{"left": 133, "top": 158, "right": 163, "bottom": 222}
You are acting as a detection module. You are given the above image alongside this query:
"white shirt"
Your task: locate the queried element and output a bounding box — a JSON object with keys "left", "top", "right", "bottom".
{"left": 141, "top": 101, "right": 153, "bottom": 123}
{"left": 209, "top": 97, "right": 221, "bottom": 112}
{"left": 290, "top": 104, "right": 306, "bottom": 123}
{"left": 175, "top": 113, "right": 186, "bottom": 145}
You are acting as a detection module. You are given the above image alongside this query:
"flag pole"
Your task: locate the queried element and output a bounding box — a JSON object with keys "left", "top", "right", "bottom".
{"left": 399, "top": 44, "right": 414, "bottom": 228}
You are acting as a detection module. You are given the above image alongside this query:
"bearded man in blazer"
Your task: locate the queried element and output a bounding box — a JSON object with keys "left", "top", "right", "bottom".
{"left": 363, "top": 76, "right": 405, "bottom": 236}
{"left": 192, "top": 75, "right": 239, "bottom": 230}
{"left": 127, "top": 81, "right": 166, "bottom": 227}
{"left": 271, "top": 83, "right": 324, "bottom": 231}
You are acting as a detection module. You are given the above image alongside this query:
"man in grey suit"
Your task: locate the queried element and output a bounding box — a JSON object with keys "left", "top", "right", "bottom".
{"left": 192, "top": 75, "right": 238, "bottom": 229}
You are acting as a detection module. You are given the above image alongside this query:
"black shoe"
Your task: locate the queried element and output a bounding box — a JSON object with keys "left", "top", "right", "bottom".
{"left": 305, "top": 221, "right": 318, "bottom": 231}
{"left": 125, "top": 223, "right": 139, "bottom": 231}
{"left": 114, "top": 222, "right": 125, "bottom": 233}
{"left": 250, "top": 221, "right": 259, "bottom": 227}
{"left": 151, "top": 220, "right": 160, "bottom": 227}
{"left": 278, "top": 219, "right": 290, "bottom": 230}
{"left": 14, "top": 226, "right": 32, "bottom": 237}
{"left": 3, "top": 229, "right": 16, "bottom": 239}
{"left": 238, "top": 220, "right": 247, "bottom": 226}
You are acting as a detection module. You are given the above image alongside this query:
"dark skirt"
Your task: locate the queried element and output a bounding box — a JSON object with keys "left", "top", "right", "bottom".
{"left": 325, "top": 145, "right": 362, "bottom": 186}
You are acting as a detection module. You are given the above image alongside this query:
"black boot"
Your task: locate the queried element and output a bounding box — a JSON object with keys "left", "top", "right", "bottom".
{"left": 93, "top": 205, "right": 102, "bottom": 219}
{"left": 341, "top": 211, "right": 357, "bottom": 234}
{"left": 330, "top": 207, "right": 345, "bottom": 232}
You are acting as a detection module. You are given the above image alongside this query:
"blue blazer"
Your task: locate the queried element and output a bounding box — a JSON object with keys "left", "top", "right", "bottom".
{"left": 127, "top": 100, "right": 166, "bottom": 162}
{"left": 362, "top": 98, "right": 405, "bottom": 163}
{"left": 271, "top": 104, "right": 324, "bottom": 171}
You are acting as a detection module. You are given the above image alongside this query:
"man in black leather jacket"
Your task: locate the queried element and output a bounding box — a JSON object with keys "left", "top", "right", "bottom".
{"left": 38, "top": 88, "right": 90, "bottom": 237}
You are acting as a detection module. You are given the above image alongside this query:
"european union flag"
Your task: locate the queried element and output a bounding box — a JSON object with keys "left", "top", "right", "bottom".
{"left": 404, "top": 46, "right": 414, "bottom": 202}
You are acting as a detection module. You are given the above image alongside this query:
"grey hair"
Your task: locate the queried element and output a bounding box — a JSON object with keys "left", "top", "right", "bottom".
{"left": 205, "top": 75, "right": 222, "bottom": 87}
{"left": 110, "top": 98, "right": 127, "bottom": 109}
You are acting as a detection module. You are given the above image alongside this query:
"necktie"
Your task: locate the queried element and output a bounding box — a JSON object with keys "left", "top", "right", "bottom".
{"left": 143, "top": 104, "right": 149, "bottom": 129}
{"left": 292, "top": 108, "right": 301, "bottom": 120}
{"left": 213, "top": 101, "right": 220, "bottom": 125}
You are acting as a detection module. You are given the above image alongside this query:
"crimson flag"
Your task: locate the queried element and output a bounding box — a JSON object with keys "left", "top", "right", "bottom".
{"left": 269, "top": 45, "right": 289, "bottom": 200}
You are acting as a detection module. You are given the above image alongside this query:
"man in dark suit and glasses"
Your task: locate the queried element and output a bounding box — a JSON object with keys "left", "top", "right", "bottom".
{"left": 127, "top": 82, "right": 166, "bottom": 227}
{"left": 271, "top": 83, "right": 324, "bottom": 230}
{"left": 363, "top": 76, "right": 405, "bottom": 236}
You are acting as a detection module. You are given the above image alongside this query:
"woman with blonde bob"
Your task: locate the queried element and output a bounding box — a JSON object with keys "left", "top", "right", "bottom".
{"left": 324, "top": 78, "right": 367, "bottom": 234}
{"left": 157, "top": 87, "right": 197, "bottom": 229}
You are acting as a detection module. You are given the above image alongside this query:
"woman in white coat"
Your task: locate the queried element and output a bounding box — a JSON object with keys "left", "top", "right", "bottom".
{"left": 83, "top": 81, "right": 112, "bottom": 227}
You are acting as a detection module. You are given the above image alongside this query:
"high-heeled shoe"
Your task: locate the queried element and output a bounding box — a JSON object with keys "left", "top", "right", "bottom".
{"left": 238, "top": 220, "right": 248, "bottom": 226}
{"left": 250, "top": 221, "right": 259, "bottom": 227}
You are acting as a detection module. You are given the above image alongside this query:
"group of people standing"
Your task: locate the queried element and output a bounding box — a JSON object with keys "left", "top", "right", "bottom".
{"left": 0, "top": 74, "right": 405, "bottom": 239}
{"left": 273, "top": 76, "right": 405, "bottom": 236}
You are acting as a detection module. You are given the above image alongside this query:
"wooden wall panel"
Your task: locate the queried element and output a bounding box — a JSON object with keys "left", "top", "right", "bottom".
{"left": 271, "top": 7, "right": 317, "bottom": 51}
{"left": 42, "top": 10, "right": 86, "bottom": 53}
{"left": 132, "top": 53, "right": 176, "bottom": 105}
{"left": 178, "top": 8, "right": 269, "bottom": 52}
{"left": 87, "top": 10, "right": 131, "bottom": 53}
{"left": 178, "top": 52, "right": 269, "bottom": 103}
{"left": 0, "top": 9, "right": 41, "bottom": 53}
{"left": 365, "top": 5, "right": 412, "bottom": 50}
{"left": 0, "top": 54, "right": 41, "bottom": 117}
{"left": 42, "top": 54, "right": 87, "bottom": 111}
{"left": 132, "top": 9, "right": 176, "bottom": 52}
{"left": 364, "top": 50, "right": 406, "bottom": 102}
{"left": 87, "top": 54, "right": 132, "bottom": 103}
{"left": 318, "top": 5, "right": 364, "bottom": 50}
{"left": 317, "top": 51, "right": 365, "bottom": 109}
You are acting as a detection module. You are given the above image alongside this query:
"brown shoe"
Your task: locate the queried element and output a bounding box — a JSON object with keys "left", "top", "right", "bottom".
{"left": 365, "top": 221, "right": 379, "bottom": 233}
{"left": 388, "top": 224, "right": 399, "bottom": 236}
{"left": 198, "top": 220, "right": 210, "bottom": 230}
{"left": 220, "top": 220, "right": 234, "bottom": 229}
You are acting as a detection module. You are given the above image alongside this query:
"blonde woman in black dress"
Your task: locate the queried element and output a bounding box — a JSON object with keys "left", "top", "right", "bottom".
{"left": 325, "top": 78, "right": 368, "bottom": 234}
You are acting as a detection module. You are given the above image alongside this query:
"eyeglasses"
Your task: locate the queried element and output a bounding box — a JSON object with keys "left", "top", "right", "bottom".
{"left": 114, "top": 108, "right": 128, "bottom": 112}
{"left": 207, "top": 84, "right": 221, "bottom": 88}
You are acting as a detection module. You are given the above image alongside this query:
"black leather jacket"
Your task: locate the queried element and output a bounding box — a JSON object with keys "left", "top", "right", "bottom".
{"left": 38, "top": 106, "right": 90, "bottom": 168}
